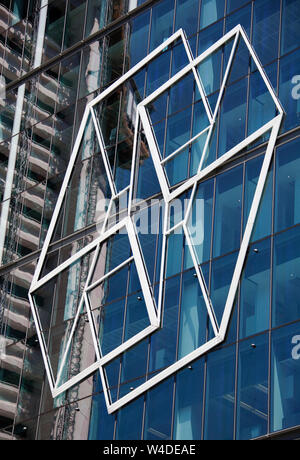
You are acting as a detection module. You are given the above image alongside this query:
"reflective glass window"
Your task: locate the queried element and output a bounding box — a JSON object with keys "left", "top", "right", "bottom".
{"left": 252, "top": 0, "right": 280, "bottom": 66}
{"left": 281, "top": 0, "right": 300, "bottom": 56}
{"left": 144, "top": 378, "right": 174, "bottom": 440}
{"left": 279, "top": 48, "right": 300, "bottom": 133}
{"left": 236, "top": 334, "right": 269, "bottom": 440}
{"left": 115, "top": 396, "right": 144, "bottom": 440}
{"left": 63, "top": 0, "right": 86, "bottom": 50}
{"left": 204, "top": 345, "right": 236, "bottom": 440}
{"left": 239, "top": 239, "right": 271, "bottom": 339}
{"left": 173, "top": 360, "right": 204, "bottom": 440}
{"left": 213, "top": 165, "right": 243, "bottom": 258}
{"left": 272, "top": 226, "right": 300, "bottom": 327}
{"left": 149, "top": 0, "right": 175, "bottom": 51}
{"left": 199, "top": 0, "right": 225, "bottom": 30}
{"left": 275, "top": 137, "right": 300, "bottom": 233}
{"left": 271, "top": 322, "right": 300, "bottom": 433}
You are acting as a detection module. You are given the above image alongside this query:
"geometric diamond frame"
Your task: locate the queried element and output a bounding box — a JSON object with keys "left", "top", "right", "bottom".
{"left": 29, "top": 25, "right": 284, "bottom": 414}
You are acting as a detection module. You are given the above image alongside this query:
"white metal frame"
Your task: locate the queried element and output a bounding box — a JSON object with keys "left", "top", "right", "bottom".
{"left": 28, "top": 25, "right": 284, "bottom": 414}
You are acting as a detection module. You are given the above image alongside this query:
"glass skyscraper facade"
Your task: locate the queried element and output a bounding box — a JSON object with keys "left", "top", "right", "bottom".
{"left": 0, "top": 0, "right": 300, "bottom": 441}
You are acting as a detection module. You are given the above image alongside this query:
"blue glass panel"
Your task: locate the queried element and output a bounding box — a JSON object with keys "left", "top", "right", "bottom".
{"left": 89, "top": 265, "right": 129, "bottom": 308}
{"left": 247, "top": 67, "right": 277, "bottom": 137}
{"left": 236, "top": 334, "right": 269, "bottom": 440}
{"left": 190, "top": 130, "right": 209, "bottom": 176}
{"left": 166, "top": 227, "right": 184, "bottom": 277}
{"left": 225, "top": 3, "right": 251, "bottom": 36}
{"left": 94, "top": 298, "right": 126, "bottom": 355}
{"left": 88, "top": 386, "right": 115, "bottom": 440}
{"left": 213, "top": 165, "right": 243, "bottom": 258}
{"left": 144, "top": 378, "right": 174, "bottom": 440}
{"left": 244, "top": 155, "right": 273, "bottom": 242}
{"left": 165, "top": 148, "right": 189, "bottom": 186}
{"left": 149, "top": 0, "right": 175, "bottom": 51}
{"left": 119, "top": 341, "right": 148, "bottom": 399}
{"left": 281, "top": 0, "right": 300, "bottom": 56}
{"left": 275, "top": 137, "right": 300, "bottom": 233}
{"left": 104, "top": 357, "right": 120, "bottom": 403}
{"left": 171, "top": 41, "right": 191, "bottom": 76}
{"left": 136, "top": 133, "right": 161, "bottom": 201}
{"left": 252, "top": 0, "right": 280, "bottom": 66}
{"left": 168, "top": 72, "right": 195, "bottom": 115}
{"left": 123, "top": 292, "right": 150, "bottom": 342}
{"left": 218, "top": 78, "right": 248, "bottom": 158}
{"left": 128, "top": 10, "right": 151, "bottom": 68}
{"left": 271, "top": 322, "right": 300, "bottom": 432}
{"left": 146, "top": 49, "right": 171, "bottom": 96}
{"left": 178, "top": 266, "right": 209, "bottom": 359}
{"left": 279, "top": 48, "right": 300, "bottom": 133}
{"left": 199, "top": 0, "right": 225, "bottom": 30}
{"left": 115, "top": 396, "right": 144, "bottom": 440}
{"left": 175, "top": 0, "right": 199, "bottom": 39}
{"left": 272, "top": 226, "right": 300, "bottom": 328}
{"left": 239, "top": 239, "right": 271, "bottom": 339}
{"left": 173, "top": 359, "right": 205, "bottom": 440}
{"left": 187, "top": 178, "right": 214, "bottom": 264}
{"left": 149, "top": 275, "right": 180, "bottom": 374}
{"left": 197, "top": 19, "right": 224, "bottom": 55}
{"left": 227, "top": 0, "right": 249, "bottom": 14}
{"left": 210, "top": 251, "right": 238, "bottom": 342}
{"left": 204, "top": 345, "right": 236, "bottom": 440}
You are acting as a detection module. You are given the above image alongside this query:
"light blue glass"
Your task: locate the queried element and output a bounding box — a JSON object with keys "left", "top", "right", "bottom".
{"left": 178, "top": 267, "right": 209, "bottom": 358}
{"left": 187, "top": 178, "right": 214, "bottom": 264}
{"left": 197, "top": 48, "right": 222, "bottom": 96}
{"left": 239, "top": 237, "right": 271, "bottom": 338}
{"left": 148, "top": 275, "right": 180, "bottom": 373}
{"left": 244, "top": 155, "right": 273, "bottom": 242}
{"left": 210, "top": 251, "right": 238, "bottom": 341}
{"left": 165, "top": 107, "right": 192, "bottom": 157}
{"left": 144, "top": 378, "right": 174, "bottom": 440}
{"left": 204, "top": 345, "right": 236, "bottom": 440}
{"left": 213, "top": 165, "right": 243, "bottom": 258}
{"left": 166, "top": 227, "right": 183, "bottom": 277}
{"left": 199, "top": 0, "right": 225, "bottom": 30}
{"left": 173, "top": 359, "right": 204, "bottom": 440}
{"left": 115, "top": 396, "right": 144, "bottom": 440}
{"left": 271, "top": 322, "right": 300, "bottom": 432}
{"left": 247, "top": 67, "right": 277, "bottom": 137}
{"left": 279, "top": 48, "right": 300, "bottom": 133}
{"left": 275, "top": 137, "right": 300, "bottom": 233}
{"left": 252, "top": 0, "right": 280, "bottom": 66}
{"left": 149, "top": 0, "right": 175, "bottom": 51}
{"left": 272, "top": 226, "right": 300, "bottom": 328}
{"left": 218, "top": 78, "right": 248, "bottom": 158}
{"left": 281, "top": 0, "right": 300, "bottom": 56}
{"left": 165, "top": 148, "right": 189, "bottom": 186}
{"left": 236, "top": 334, "right": 269, "bottom": 440}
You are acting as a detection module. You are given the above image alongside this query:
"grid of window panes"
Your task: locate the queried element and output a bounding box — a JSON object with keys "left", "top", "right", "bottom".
{"left": 1, "top": 0, "right": 300, "bottom": 441}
